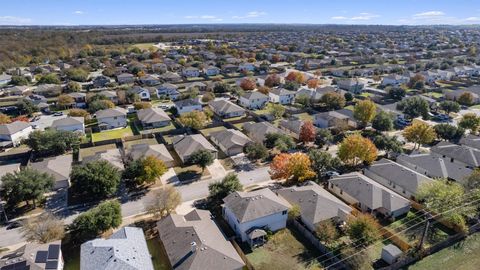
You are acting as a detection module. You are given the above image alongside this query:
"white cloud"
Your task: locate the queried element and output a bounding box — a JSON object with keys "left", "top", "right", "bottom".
{"left": 232, "top": 11, "right": 267, "bottom": 19}
{"left": 184, "top": 15, "right": 222, "bottom": 21}
{"left": 74, "top": 11, "right": 84, "bottom": 15}
{"left": 413, "top": 11, "right": 445, "bottom": 18}
{"left": 331, "top": 16, "right": 348, "bottom": 20}
{"left": 464, "top": 17, "right": 480, "bottom": 22}
{"left": 330, "top": 13, "right": 379, "bottom": 21}
{"left": 0, "top": 16, "right": 32, "bottom": 24}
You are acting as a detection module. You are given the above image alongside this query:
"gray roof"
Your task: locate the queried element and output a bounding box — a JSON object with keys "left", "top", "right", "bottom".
{"left": 51, "top": 117, "right": 84, "bottom": 128}
{"left": 397, "top": 153, "right": 473, "bottom": 183}
{"left": 99, "top": 90, "right": 118, "bottom": 98}
{"left": 208, "top": 100, "right": 245, "bottom": 115}
{"left": 242, "top": 122, "right": 283, "bottom": 143}
{"left": 0, "top": 121, "right": 31, "bottom": 136}
{"left": 30, "top": 154, "right": 72, "bottom": 185}
{"left": 0, "top": 240, "right": 62, "bottom": 270}
{"left": 365, "top": 158, "right": 433, "bottom": 195}
{"left": 459, "top": 134, "right": 480, "bottom": 150}
{"left": 329, "top": 173, "right": 410, "bottom": 213}
{"left": 172, "top": 134, "right": 217, "bottom": 160}
{"left": 174, "top": 99, "right": 201, "bottom": 108}
{"left": 80, "top": 227, "right": 153, "bottom": 270}
{"left": 223, "top": 188, "right": 291, "bottom": 223}
{"left": 430, "top": 141, "right": 480, "bottom": 167}
{"left": 127, "top": 143, "right": 174, "bottom": 164}
{"left": 157, "top": 209, "right": 245, "bottom": 270}
{"left": 0, "top": 163, "right": 20, "bottom": 180}
{"left": 210, "top": 129, "right": 252, "bottom": 150}
{"left": 270, "top": 88, "right": 296, "bottom": 96}
{"left": 241, "top": 91, "right": 268, "bottom": 100}
{"left": 137, "top": 108, "right": 171, "bottom": 124}
{"left": 277, "top": 182, "right": 352, "bottom": 226}
{"left": 82, "top": 148, "right": 124, "bottom": 170}
{"left": 279, "top": 119, "right": 303, "bottom": 134}
{"left": 95, "top": 107, "right": 127, "bottom": 119}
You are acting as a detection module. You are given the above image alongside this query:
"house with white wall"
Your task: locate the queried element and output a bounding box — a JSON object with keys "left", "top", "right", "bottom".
{"left": 268, "top": 88, "right": 296, "bottom": 104}
{"left": 239, "top": 91, "right": 269, "bottom": 110}
{"left": 174, "top": 99, "right": 202, "bottom": 115}
{"left": 51, "top": 117, "right": 85, "bottom": 134}
{"left": 0, "top": 121, "right": 33, "bottom": 148}
{"left": 95, "top": 107, "right": 127, "bottom": 130}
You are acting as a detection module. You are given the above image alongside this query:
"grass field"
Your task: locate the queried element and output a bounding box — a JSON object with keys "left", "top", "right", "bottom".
{"left": 146, "top": 239, "right": 170, "bottom": 270}
{"left": 131, "top": 43, "right": 156, "bottom": 51}
{"left": 408, "top": 233, "right": 480, "bottom": 270}
{"left": 80, "top": 143, "right": 116, "bottom": 158}
{"left": 199, "top": 126, "right": 227, "bottom": 137}
{"left": 91, "top": 126, "right": 134, "bottom": 142}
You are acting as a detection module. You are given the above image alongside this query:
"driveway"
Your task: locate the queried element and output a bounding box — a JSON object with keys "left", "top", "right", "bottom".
{"left": 206, "top": 159, "right": 227, "bottom": 179}
{"left": 160, "top": 168, "right": 179, "bottom": 185}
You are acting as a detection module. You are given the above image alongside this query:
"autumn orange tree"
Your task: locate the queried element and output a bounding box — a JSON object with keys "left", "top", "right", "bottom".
{"left": 0, "top": 113, "right": 11, "bottom": 124}
{"left": 307, "top": 78, "right": 320, "bottom": 89}
{"left": 270, "top": 152, "right": 316, "bottom": 183}
{"left": 338, "top": 134, "right": 378, "bottom": 167}
{"left": 239, "top": 78, "right": 256, "bottom": 90}
{"left": 265, "top": 74, "right": 281, "bottom": 87}
{"left": 403, "top": 120, "right": 436, "bottom": 150}
{"left": 299, "top": 121, "right": 316, "bottom": 144}
{"left": 353, "top": 99, "right": 377, "bottom": 127}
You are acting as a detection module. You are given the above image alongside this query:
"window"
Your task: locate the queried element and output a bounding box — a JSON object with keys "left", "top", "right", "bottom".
{"left": 282, "top": 210, "right": 287, "bottom": 215}
{"left": 113, "top": 117, "right": 117, "bottom": 120}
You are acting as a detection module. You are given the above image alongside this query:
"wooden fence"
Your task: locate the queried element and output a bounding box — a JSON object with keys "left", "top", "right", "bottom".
{"left": 230, "top": 239, "right": 256, "bottom": 270}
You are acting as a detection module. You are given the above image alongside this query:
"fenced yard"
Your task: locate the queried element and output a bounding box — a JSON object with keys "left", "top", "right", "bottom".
{"left": 91, "top": 126, "right": 134, "bottom": 142}
{"left": 80, "top": 143, "right": 117, "bottom": 158}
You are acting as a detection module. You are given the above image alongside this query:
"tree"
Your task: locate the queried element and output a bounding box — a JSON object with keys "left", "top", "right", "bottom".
{"left": 264, "top": 132, "right": 295, "bottom": 152}
{"left": 347, "top": 213, "right": 380, "bottom": 245}
{"left": 372, "top": 111, "right": 393, "bottom": 132}
{"left": 338, "top": 134, "right": 378, "bottom": 167}
{"left": 187, "top": 149, "right": 214, "bottom": 172}
{"left": 239, "top": 78, "right": 256, "bottom": 90}
{"left": 316, "top": 220, "right": 338, "bottom": 245}
{"left": 295, "top": 94, "right": 311, "bottom": 108}
{"left": 213, "top": 82, "right": 231, "bottom": 93}
{"left": 24, "top": 129, "right": 79, "bottom": 157}
{"left": 70, "top": 160, "right": 121, "bottom": 198}
{"left": 269, "top": 103, "right": 285, "bottom": 119}
{"left": 64, "top": 81, "right": 81, "bottom": 93}
{"left": 387, "top": 87, "right": 406, "bottom": 101}
{"left": 244, "top": 142, "right": 268, "bottom": 161}
{"left": 321, "top": 92, "right": 346, "bottom": 110}
{"left": 57, "top": 94, "right": 74, "bottom": 109}
{"left": 146, "top": 186, "right": 181, "bottom": 218}
{"left": 434, "top": 124, "right": 464, "bottom": 141}
{"left": 133, "top": 101, "right": 151, "bottom": 110}
{"left": 408, "top": 74, "right": 425, "bottom": 90}
{"left": 65, "top": 68, "right": 89, "bottom": 82}
{"left": 0, "top": 168, "right": 54, "bottom": 208}
{"left": 124, "top": 156, "right": 168, "bottom": 185}
{"left": 257, "top": 86, "right": 270, "bottom": 95}
{"left": 403, "top": 120, "right": 436, "bottom": 150}
{"left": 354, "top": 99, "right": 377, "bottom": 127}
{"left": 307, "top": 78, "right": 320, "bottom": 89}
{"left": 397, "top": 96, "right": 430, "bottom": 119}
{"left": 439, "top": 100, "right": 460, "bottom": 114}
{"left": 11, "top": 75, "right": 29, "bottom": 86}
{"left": 68, "top": 108, "right": 90, "bottom": 120}
{"left": 459, "top": 113, "right": 480, "bottom": 133}
{"left": 373, "top": 135, "right": 403, "bottom": 157}
{"left": 208, "top": 173, "right": 243, "bottom": 207}
{"left": 70, "top": 200, "right": 122, "bottom": 241}
{"left": 270, "top": 152, "right": 316, "bottom": 183}
{"left": 315, "top": 128, "right": 333, "bottom": 148}
{"left": 458, "top": 92, "right": 474, "bottom": 106}
{"left": 299, "top": 121, "right": 316, "bottom": 144}
{"left": 178, "top": 111, "right": 208, "bottom": 130}
{"left": 417, "top": 179, "right": 474, "bottom": 232}
{"left": 201, "top": 92, "right": 215, "bottom": 102}
{"left": 38, "top": 73, "right": 60, "bottom": 84}
{"left": 88, "top": 99, "right": 114, "bottom": 113}
{"left": 288, "top": 204, "right": 301, "bottom": 221}
{"left": 344, "top": 92, "right": 354, "bottom": 102}
{"left": 308, "top": 149, "right": 342, "bottom": 179}
{"left": 264, "top": 74, "right": 281, "bottom": 87}
{"left": 16, "top": 99, "right": 38, "bottom": 116}
{"left": 21, "top": 212, "right": 64, "bottom": 243}
{"left": 0, "top": 113, "right": 11, "bottom": 124}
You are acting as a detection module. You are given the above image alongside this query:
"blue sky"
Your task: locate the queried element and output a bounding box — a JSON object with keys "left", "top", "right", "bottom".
{"left": 1, "top": 0, "right": 480, "bottom": 25}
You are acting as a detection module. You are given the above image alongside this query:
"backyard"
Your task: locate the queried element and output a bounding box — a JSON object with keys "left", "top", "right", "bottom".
{"left": 146, "top": 238, "right": 170, "bottom": 270}
{"left": 91, "top": 126, "right": 134, "bottom": 142}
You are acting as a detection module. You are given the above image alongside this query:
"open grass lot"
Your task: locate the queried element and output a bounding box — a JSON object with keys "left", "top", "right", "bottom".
{"left": 124, "top": 138, "right": 159, "bottom": 149}
{"left": 131, "top": 42, "right": 156, "bottom": 50}
{"left": 407, "top": 233, "right": 480, "bottom": 270}
{"left": 424, "top": 92, "right": 444, "bottom": 99}
{"left": 146, "top": 239, "right": 170, "bottom": 270}
{"left": 293, "top": 112, "right": 314, "bottom": 121}
{"left": 199, "top": 126, "right": 227, "bottom": 137}
{"left": 142, "top": 122, "right": 177, "bottom": 133}
{"left": 246, "top": 227, "right": 323, "bottom": 270}
{"left": 254, "top": 103, "right": 275, "bottom": 116}
{"left": 80, "top": 143, "right": 116, "bottom": 158}
{"left": 91, "top": 126, "right": 134, "bottom": 142}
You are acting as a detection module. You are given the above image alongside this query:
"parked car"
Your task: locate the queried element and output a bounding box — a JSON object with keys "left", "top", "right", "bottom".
{"left": 53, "top": 112, "right": 64, "bottom": 116}
{"left": 6, "top": 221, "right": 22, "bottom": 230}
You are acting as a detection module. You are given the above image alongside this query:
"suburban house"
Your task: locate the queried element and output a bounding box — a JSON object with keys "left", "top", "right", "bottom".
{"left": 34, "top": 84, "right": 62, "bottom": 97}
{"left": 381, "top": 74, "right": 409, "bottom": 87}
{"left": 0, "top": 163, "right": 20, "bottom": 185}
{"left": 30, "top": 154, "right": 73, "bottom": 190}
{"left": 296, "top": 86, "right": 336, "bottom": 102}
{"left": 92, "top": 75, "right": 111, "bottom": 88}
{"left": 444, "top": 89, "right": 480, "bottom": 104}
{"left": 128, "top": 86, "right": 151, "bottom": 101}
{"left": 68, "top": 92, "right": 87, "bottom": 108}
{"left": 80, "top": 227, "right": 153, "bottom": 270}
{"left": 174, "top": 99, "right": 203, "bottom": 115}
{"left": 223, "top": 188, "right": 291, "bottom": 246}
{"left": 126, "top": 143, "right": 175, "bottom": 167}
{"left": 210, "top": 129, "right": 252, "bottom": 156}
{"left": 430, "top": 141, "right": 480, "bottom": 168}
{"left": 157, "top": 209, "right": 245, "bottom": 270}
{"left": 82, "top": 148, "right": 125, "bottom": 171}
{"left": 242, "top": 121, "right": 284, "bottom": 143}
{"left": 186, "top": 81, "right": 207, "bottom": 91}
{"left": 51, "top": 117, "right": 85, "bottom": 134}
{"left": 239, "top": 91, "right": 269, "bottom": 110}
{"left": 278, "top": 119, "right": 304, "bottom": 139}
{"left": 156, "top": 83, "right": 180, "bottom": 100}
{"left": 0, "top": 121, "right": 33, "bottom": 148}
{"left": 459, "top": 134, "right": 480, "bottom": 150}
{"left": 329, "top": 173, "right": 411, "bottom": 219}
{"left": 160, "top": 71, "right": 182, "bottom": 83}
{"left": 182, "top": 67, "right": 200, "bottom": 78}
{"left": 203, "top": 65, "right": 221, "bottom": 76}
{"left": 364, "top": 158, "right": 434, "bottom": 199}
{"left": 268, "top": 88, "right": 296, "bottom": 104}
{"left": 238, "top": 62, "right": 255, "bottom": 72}
{"left": 172, "top": 134, "right": 218, "bottom": 163}
{"left": 116, "top": 73, "right": 135, "bottom": 84}
{"left": 98, "top": 90, "right": 119, "bottom": 104}
{"left": 5, "top": 85, "right": 31, "bottom": 96}
{"left": 25, "top": 94, "right": 48, "bottom": 106}
{"left": 139, "top": 75, "right": 160, "bottom": 86}
{"left": 95, "top": 107, "right": 128, "bottom": 130}
{"left": 336, "top": 78, "right": 365, "bottom": 94}
{"left": 208, "top": 99, "right": 246, "bottom": 118}
{"left": 313, "top": 109, "right": 357, "bottom": 129}
{"left": 277, "top": 182, "right": 352, "bottom": 232}
{"left": 137, "top": 107, "right": 171, "bottom": 129}
{"left": 0, "top": 241, "right": 63, "bottom": 270}
{"left": 397, "top": 153, "right": 473, "bottom": 184}
{"left": 0, "top": 73, "right": 12, "bottom": 85}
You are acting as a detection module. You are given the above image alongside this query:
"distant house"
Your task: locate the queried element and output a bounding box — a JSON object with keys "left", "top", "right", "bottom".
{"left": 0, "top": 73, "right": 12, "bottom": 85}
{"left": 139, "top": 75, "right": 160, "bottom": 86}
{"left": 0, "top": 240, "right": 63, "bottom": 270}
{"left": 336, "top": 78, "right": 364, "bottom": 94}
{"left": 80, "top": 227, "right": 153, "bottom": 270}
{"left": 222, "top": 64, "right": 238, "bottom": 74}
{"left": 68, "top": 92, "right": 87, "bottom": 108}
{"left": 5, "top": 85, "right": 31, "bottom": 96}
{"left": 444, "top": 89, "right": 480, "bottom": 104}
{"left": 242, "top": 121, "right": 283, "bottom": 143}
{"left": 82, "top": 148, "right": 124, "bottom": 171}
{"left": 0, "top": 121, "right": 33, "bottom": 148}
{"left": 34, "top": 84, "right": 62, "bottom": 97}
{"left": 430, "top": 141, "right": 480, "bottom": 168}
{"left": 277, "top": 182, "right": 352, "bottom": 232}
{"left": 92, "top": 75, "right": 111, "bottom": 88}
{"left": 98, "top": 90, "right": 119, "bottom": 104}
{"left": 182, "top": 67, "right": 200, "bottom": 78}
{"left": 203, "top": 65, "right": 221, "bottom": 76}
{"left": 238, "top": 62, "right": 255, "bottom": 72}
{"left": 329, "top": 173, "right": 411, "bottom": 219}
{"left": 174, "top": 99, "right": 202, "bottom": 115}
{"left": 208, "top": 99, "right": 245, "bottom": 118}
{"left": 364, "top": 158, "right": 434, "bottom": 199}
{"left": 381, "top": 74, "right": 409, "bottom": 87}
{"left": 313, "top": 109, "right": 357, "bottom": 129}
{"left": 223, "top": 188, "right": 291, "bottom": 246}
{"left": 268, "top": 88, "right": 296, "bottom": 104}
{"left": 25, "top": 94, "right": 48, "bottom": 106}
{"left": 278, "top": 119, "right": 304, "bottom": 139}
{"left": 128, "top": 86, "right": 151, "bottom": 101}
{"left": 95, "top": 107, "right": 127, "bottom": 130}
{"left": 296, "top": 86, "right": 336, "bottom": 102}
{"left": 186, "top": 81, "right": 207, "bottom": 91}
{"left": 157, "top": 209, "right": 245, "bottom": 270}
{"left": 239, "top": 91, "right": 269, "bottom": 110}
{"left": 126, "top": 143, "right": 174, "bottom": 167}
{"left": 31, "top": 154, "right": 73, "bottom": 190}
{"left": 137, "top": 107, "right": 171, "bottom": 128}
{"left": 116, "top": 73, "right": 135, "bottom": 84}
{"left": 172, "top": 134, "right": 218, "bottom": 163}
{"left": 156, "top": 83, "right": 180, "bottom": 100}
{"left": 160, "top": 71, "right": 182, "bottom": 83}
{"left": 51, "top": 117, "right": 85, "bottom": 134}
{"left": 210, "top": 129, "right": 252, "bottom": 156}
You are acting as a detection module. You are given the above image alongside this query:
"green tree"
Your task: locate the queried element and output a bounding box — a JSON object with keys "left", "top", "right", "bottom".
{"left": 38, "top": 73, "right": 60, "bottom": 84}
{"left": 373, "top": 135, "right": 403, "bottom": 157}
{"left": 65, "top": 68, "right": 89, "bottom": 82}
{"left": 316, "top": 220, "right": 338, "bottom": 245}
{"left": 64, "top": 81, "right": 81, "bottom": 93}
{"left": 439, "top": 100, "right": 460, "bottom": 114}
{"left": 288, "top": 204, "right": 301, "bottom": 221}
{"left": 397, "top": 96, "right": 430, "bottom": 119}
{"left": 124, "top": 156, "right": 167, "bottom": 185}
{"left": 458, "top": 92, "right": 475, "bottom": 106}
{"left": 146, "top": 186, "right": 181, "bottom": 218}
{"left": 459, "top": 113, "right": 480, "bottom": 133}
{"left": 295, "top": 94, "right": 311, "bottom": 108}
{"left": 372, "top": 111, "right": 394, "bottom": 131}
{"left": 308, "top": 149, "right": 342, "bottom": 180}
{"left": 269, "top": 103, "right": 285, "bottom": 119}
{"left": 208, "top": 173, "right": 243, "bottom": 209}
{"left": 354, "top": 100, "right": 377, "bottom": 127}
{"left": 178, "top": 111, "right": 208, "bottom": 130}
{"left": 434, "top": 124, "right": 464, "bottom": 141}
{"left": 244, "top": 142, "right": 268, "bottom": 161}
{"left": 321, "top": 92, "right": 346, "bottom": 110}
{"left": 0, "top": 168, "right": 54, "bottom": 208}
{"left": 187, "top": 149, "right": 214, "bottom": 172}
{"left": 70, "top": 160, "right": 121, "bottom": 198}
{"left": 315, "top": 128, "right": 333, "bottom": 148}
{"left": 264, "top": 132, "right": 295, "bottom": 152}
{"left": 347, "top": 213, "right": 380, "bottom": 245}
{"left": 11, "top": 75, "right": 29, "bottom": 86}
{"left": 24, "top": 129, "right": 79, "bottom": 157}
{"left": 57, "top": 94, "right": 75, "bottom": 109}
{"left": 88, "top": 99, "right": 114, "bottom": 113}
{"left": 16, "top": 99, "right": 39, "bottom": 116}
{"left": 201, "top": 92, "right": 215, "bottom": 103}
{"left": 387, "top": 87, "right": 406, "bottom": 101}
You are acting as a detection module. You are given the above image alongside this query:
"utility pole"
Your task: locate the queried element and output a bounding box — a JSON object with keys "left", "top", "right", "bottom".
{"left": 0, "top": 202, "right": 8, "bottom": 223}
{"left": 418, "top": 212, "right": 432, "bottom": 250}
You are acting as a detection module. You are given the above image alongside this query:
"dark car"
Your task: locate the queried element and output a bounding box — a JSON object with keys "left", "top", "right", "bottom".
{"left": 6, "top": 221, "right": 22, "bottom": 230}
{"left": 53, "top": 112, "right": 64, "bottom": 116}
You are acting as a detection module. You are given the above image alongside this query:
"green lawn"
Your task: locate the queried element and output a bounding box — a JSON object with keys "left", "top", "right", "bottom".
{"left": 424, "top": 92, "right": 444, "bottom": 99}
{"left": 199, "top": 126, "right": 227, "bottom": 137}
{"left": 254, "top": 103, "right": 277, "bottom": 115}
{"left": 146, "top": 239, "right": 170, "bottom": 270}
{"left": 131, "top": 43, "right": 156, "bottom": 51}
{"left": 92, "top": 126, "right": 134, "bottom": 142}
{"left": 470, "top": 104, "right": 480, "bottom": 109}
{"left": 408, "top": 233, "right": 480, "bottom": 270}
{"left": 293, "top": 112, "right": 314, "bottom": 121}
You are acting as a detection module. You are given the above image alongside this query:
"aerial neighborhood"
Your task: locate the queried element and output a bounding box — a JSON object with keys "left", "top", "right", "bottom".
{"left": 1, "top": 22, "right": 480, "bottom": 270}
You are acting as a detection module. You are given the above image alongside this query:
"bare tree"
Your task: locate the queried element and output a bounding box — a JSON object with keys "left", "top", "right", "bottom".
{"left": 21, "top": 212, "right": 65, "bottom": 243}
{"left": 146, "top": 186, "right": 181, "bottom": 218}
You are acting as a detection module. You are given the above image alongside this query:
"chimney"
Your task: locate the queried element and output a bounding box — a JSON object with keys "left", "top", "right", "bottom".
{"left": 191, "top": 241, "right": 197, "bottom": 253}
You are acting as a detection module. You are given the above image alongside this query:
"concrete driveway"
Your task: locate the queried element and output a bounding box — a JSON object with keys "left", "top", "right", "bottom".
{"left": 160, "top": 168, "right": 179, "bottom": 185}
{"left": 206, "top": 159, "right": 227, "bottom": 179}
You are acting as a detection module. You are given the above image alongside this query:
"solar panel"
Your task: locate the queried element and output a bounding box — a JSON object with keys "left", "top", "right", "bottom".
{"left": 47, "top": 245, "right": 60, "bottom": 260}
{"left": 34, "top": 251, "right": 48, "bottom": 263}
{"left": 45, "top": 260, "right": 58, "bottom": 270}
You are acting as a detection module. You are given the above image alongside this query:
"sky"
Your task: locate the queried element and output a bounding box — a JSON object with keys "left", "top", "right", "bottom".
{"left": 1, "top": 0, "right": 480, "bottom": 26}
